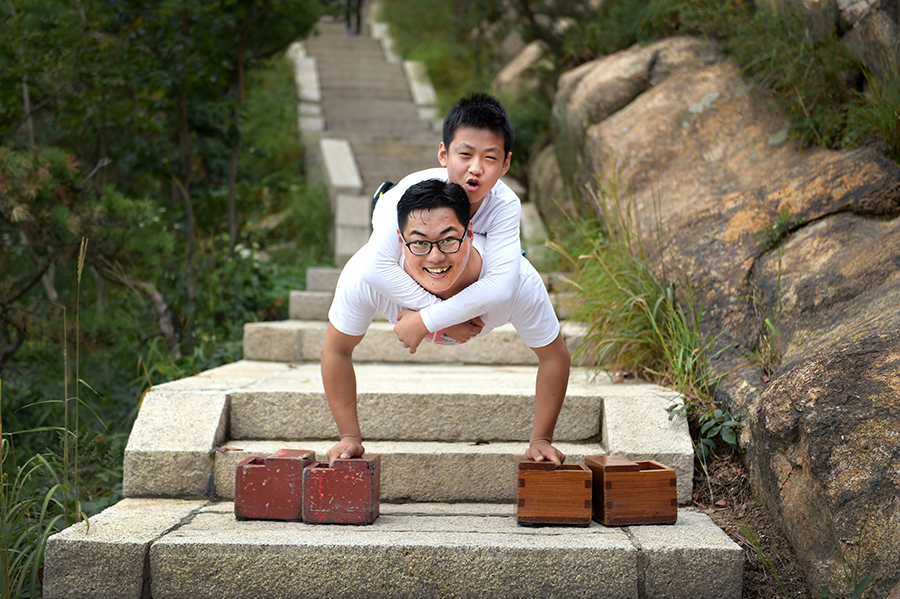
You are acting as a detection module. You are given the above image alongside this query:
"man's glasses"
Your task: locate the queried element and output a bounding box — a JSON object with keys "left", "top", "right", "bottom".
{"left": 401, "top": 233, "right": 466, "bottom": 255}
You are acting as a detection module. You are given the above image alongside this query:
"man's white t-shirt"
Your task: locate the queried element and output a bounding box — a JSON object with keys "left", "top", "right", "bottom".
{"left": 330, "top": 234, "right": 559, "bottom": 349}
{"left": 360, "top": 168, "right": 522, "bottom": 333}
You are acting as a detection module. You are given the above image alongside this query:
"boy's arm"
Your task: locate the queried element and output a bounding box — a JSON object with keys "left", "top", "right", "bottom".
{"left": 360, "top": 175, "right": 445, "bottom": 312}
{"left": 419, "top": 196, "right": 522, "bottom": 333}
{"left": 395, "top": 196, "right": 522, "bottom": 352}
{"left": 321, "top": 323, "right": 366, "bottom": 466}
{"left": 524, "top": 333, "right": 570, "bottom": 467}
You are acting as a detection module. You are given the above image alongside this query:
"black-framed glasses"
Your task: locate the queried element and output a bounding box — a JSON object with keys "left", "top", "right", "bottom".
{"left": 401, "top": 233, "right": 466, "bottom": 255}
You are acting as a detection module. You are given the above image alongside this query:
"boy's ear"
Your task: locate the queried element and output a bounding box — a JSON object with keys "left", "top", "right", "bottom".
{"left": 438, "top": 142, "right": 448, "bottom": 167}
{"left": 500, "top": 152, "right": 512, "bottom": 176}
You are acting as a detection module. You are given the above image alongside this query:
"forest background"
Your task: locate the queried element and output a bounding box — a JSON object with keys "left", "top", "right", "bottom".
{"left": 2, "top": 0, "right": 897, "bottom": 596}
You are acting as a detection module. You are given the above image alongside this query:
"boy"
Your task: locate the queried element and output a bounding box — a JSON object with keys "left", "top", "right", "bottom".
{"left": 361, "top": 93, "right": 522, "bottom": 353}
{"left": 323, "top": 179, "right": 569, "bottom": 467}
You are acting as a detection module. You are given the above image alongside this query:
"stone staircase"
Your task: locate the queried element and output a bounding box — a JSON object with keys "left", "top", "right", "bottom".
{"left": 43, "top": 5, "right": 744, "bottom": 598}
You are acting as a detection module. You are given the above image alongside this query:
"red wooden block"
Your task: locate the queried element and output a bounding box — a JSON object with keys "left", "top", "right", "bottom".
{"left": 234, "top": 449, "right": 316, "bottom": 521}
{"left": 585, "top": 455, "right": 678, "bottom": 526}
{"left": 302, "top": 455, "right": 380, "bottom": 525}
{"left": 515, "top": 456, "right": 592, "bottom": 526}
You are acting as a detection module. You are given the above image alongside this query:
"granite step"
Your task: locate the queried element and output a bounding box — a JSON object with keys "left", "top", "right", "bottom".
{"left": 120, "top": 361, "right": 693, "bottom": 504}
{"left": 45, "top": 499, "right": 743, "bottom": 599}
{"left": 242, "top": 320, "right": 586, "bottom": 365}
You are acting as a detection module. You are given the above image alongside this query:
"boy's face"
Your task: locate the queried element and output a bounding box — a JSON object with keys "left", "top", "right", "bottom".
{"left": 398, "top": 207, "right": 474, "bottom": 296}
{"left": 438, "top": 126, "right": 511, "bottom": 212}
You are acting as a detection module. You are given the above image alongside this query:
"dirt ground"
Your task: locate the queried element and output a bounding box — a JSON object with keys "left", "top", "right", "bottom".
{"left": 692, "top": 452, "right": 813, "bottom": 599}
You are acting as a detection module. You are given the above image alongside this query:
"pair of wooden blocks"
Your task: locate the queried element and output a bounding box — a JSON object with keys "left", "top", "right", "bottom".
{"left": 516, "top": 455, "right": 677, "bottom": 527}
{"left": 234, "top": 449, "right": 380, "bottom": 525}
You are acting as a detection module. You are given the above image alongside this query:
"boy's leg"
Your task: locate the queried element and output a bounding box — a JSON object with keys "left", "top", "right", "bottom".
{"left": 321, "top": 322, "right": 366, "bottom": 464}
{"left": 525, "top": 333, "right": 570, "bottom": 466}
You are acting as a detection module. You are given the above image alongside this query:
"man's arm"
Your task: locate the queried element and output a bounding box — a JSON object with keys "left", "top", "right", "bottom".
{"left": 321, "top": 323, "right": 366, "bottom": 465}
{"left": 524, "top": 333, "right": 570, "bottom": 467}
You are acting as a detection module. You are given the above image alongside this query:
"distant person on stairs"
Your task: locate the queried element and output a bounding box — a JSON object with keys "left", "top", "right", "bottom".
{"left": 345, "top": 0, "right": 362, "bottom": 36}
{"left": 360, "top": 93, "right": 523, "bottom": 355}
{"left": 322, "top": 179, "right": 570, "bottom": 469}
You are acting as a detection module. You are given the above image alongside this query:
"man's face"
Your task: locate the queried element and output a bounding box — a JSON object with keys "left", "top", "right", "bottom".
{"left": 399, "top": 207, "right": 473, "bottom": 296}
{"left": 438, "top": 126, "right": 511, "bottom": 213}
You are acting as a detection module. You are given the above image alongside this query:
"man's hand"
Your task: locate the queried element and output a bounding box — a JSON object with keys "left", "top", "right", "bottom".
{"left": 444, "top": 316, "right": 485, "bottom": 342}
{"left": 525, "top": 439, "right": 565, "bottom": 468}
{"left": 326, "top": 437, "right": 365, "bottom": 467}
{"left": 394, "top": 309, "right": 429, "bottom": 353}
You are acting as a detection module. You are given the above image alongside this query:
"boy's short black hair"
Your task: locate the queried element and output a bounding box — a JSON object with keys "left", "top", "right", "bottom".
{"left": 397, "top": 179, "right": 471, "bottom": 233}
{"left": 442, "top": 93, "right": 514, "bottom": 157}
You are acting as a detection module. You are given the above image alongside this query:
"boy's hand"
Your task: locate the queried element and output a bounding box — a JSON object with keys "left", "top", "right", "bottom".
{"left": 326, "top": 437, "right": 365, "bottom": 467}
{"left": 525, "top": 440, "right": 565, "bottom": 468}
{"left": 444, "top": 316, "right": 484, "bottom": 342}
{"left": 394, "top": 310, "right": 429, "bottom": 353}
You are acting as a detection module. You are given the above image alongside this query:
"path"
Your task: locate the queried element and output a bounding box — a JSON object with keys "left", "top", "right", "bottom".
{"left": 42, "top": 6, "right": 743, "bottom": 598}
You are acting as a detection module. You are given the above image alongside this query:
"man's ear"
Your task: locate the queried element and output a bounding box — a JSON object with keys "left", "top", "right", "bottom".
{"left": 397, "top": 228, "right": 404, "bottom": 246}
{"left": 438, "top": 142, "right": 448, "bottom": 167}
{"left": 467, "top": 222, "right": 474, "bottom": 239}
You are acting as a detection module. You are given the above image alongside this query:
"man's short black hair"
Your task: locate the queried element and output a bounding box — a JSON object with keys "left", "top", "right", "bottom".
{"left": 397, "top": 179, "right": 471, "bottom": 233}
{"left": 442, "top": 93, "right": 514, "bottom": 157}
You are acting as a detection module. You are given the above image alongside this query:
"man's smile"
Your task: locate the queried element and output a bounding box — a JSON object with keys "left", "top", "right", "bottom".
{"left": 424, "top": 265, "right": 451, "bottom": 275}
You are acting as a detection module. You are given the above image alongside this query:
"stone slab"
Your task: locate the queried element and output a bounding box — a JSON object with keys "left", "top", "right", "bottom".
{"left": 334, "top": 193, "right": 372, "bottom": 229}
{"left": 320, "top": 138, "right": 362, "bottom": 199}
{"left": 150, "top": 502, "right": 637, "bottom": 599}
{"left": 123, "top": 390, "right": 228, "bottom": 497}
{"left": 226, "top": 362, "right": 603, "bottom": 442}
{"left": 601, "top": 388, "right": 693, "bottom": 505}
{"left": 213, "top": 440, "right": 606, "bottom": 502}
{"left": 243, "top": 320, "right": 586, "bottom": 365}
{"left": 288, "top": 290, "right": 333, "bottom": 320}
{"left": 43, "top": 498, "right": 207, "bottom": 599}
{"left": 630, "top": 509, "right": 744, "bottom": 599}
{"left": 305, "top": 266, "right": 342, "bottom": 292}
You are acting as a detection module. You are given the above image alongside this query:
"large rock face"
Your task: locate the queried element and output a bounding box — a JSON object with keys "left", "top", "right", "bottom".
{"left": 548, "top": 36, "right": 900, "bottom": 595}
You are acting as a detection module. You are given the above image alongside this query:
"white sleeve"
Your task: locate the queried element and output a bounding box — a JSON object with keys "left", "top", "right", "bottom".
{"left": 419, "top": 195, "right": 522, "bottom": 332}
{"left": 359, "top": 171, "right": 444, "bottom": 313}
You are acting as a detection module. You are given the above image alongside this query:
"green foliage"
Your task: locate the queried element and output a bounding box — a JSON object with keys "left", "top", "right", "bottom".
{"left": 748, "top": 247, "right": 784, "bottom": 376}
{"left": 845, "top": 68, "right": 900, "bottom": 161}
{"left": 550, "top": 174, "right": 720, "bottom": 407}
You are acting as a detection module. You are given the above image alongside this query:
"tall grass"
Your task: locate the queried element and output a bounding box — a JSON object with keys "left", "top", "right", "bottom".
{"left": 1, "top": 239, "right": 91, "bottom": 599}
{"left": 550, "top": 174, "right": 720, "bottom": 413}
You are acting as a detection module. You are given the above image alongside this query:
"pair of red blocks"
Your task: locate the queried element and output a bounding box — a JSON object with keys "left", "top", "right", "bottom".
{"left": 516, "top": 455, "right": 678, "bottom": 527}
{"left": 234, "top": 449, "right": 380, "bottom": 525}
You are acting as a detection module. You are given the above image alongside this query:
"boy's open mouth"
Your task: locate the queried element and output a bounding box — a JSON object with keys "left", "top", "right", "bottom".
{"left": 465, "top": 178, "right": 480, "bottom": 192}
{"left": 424, "top": 266, "right": 451, "bottom": 276}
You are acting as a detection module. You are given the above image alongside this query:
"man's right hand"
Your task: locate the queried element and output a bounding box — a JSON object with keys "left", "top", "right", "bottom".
{"left": 326, "top": 437, "right": 365, "bottom": 467}
{"left": 444, "top": 316, "right": 485, "bottom": 342}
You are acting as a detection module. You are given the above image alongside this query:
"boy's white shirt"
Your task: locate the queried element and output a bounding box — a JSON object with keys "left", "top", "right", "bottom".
{"left": 331, "top": 233, "right": 559, "bottom": 348}
{"left": 361, "top": 167, "right": 522, "bottom": 332}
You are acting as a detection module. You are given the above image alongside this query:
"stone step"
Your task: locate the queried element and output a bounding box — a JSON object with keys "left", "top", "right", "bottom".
{"left": 213, "top": 440, "right": 608, "bottom": 503}
{"left": 242, "top": 320, "right": 586, "bottom": 365}
{"left": 121, "top": 360, "right": 692, "bottom": 504}
{"left": 45, "top": 499, "right": 743, "bottom": 599}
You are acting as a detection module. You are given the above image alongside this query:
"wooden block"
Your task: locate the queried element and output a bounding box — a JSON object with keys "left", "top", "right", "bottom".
{"left": 302, "top": 455, "right": 381, "bottom": 525}
{"left": 515, "top": 456, "right": 592, "bottom": 526}
{"left": 234, "top": 449, "right": 316, "bottom": 521}
{"left": 585, "top": 455, "right": 678, "bottom": 526}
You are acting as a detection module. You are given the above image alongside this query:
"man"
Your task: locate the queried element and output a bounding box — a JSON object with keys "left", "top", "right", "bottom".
{"left": 322, "top": 179, "right": 570, "bottom": 467}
